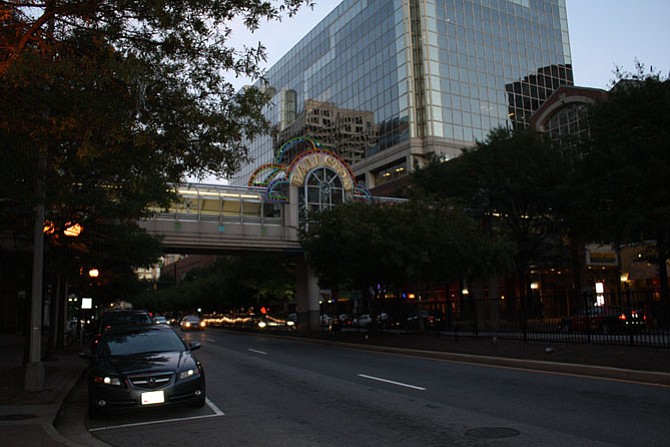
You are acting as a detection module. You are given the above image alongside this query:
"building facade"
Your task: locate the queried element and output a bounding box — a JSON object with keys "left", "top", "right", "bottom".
{"left": 232, "top": 0, "right": 573, "bottom": 193}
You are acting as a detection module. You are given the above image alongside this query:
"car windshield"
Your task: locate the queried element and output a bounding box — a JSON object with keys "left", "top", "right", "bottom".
{"left": 99, "top": 329, "right": 186, "bottom": 357}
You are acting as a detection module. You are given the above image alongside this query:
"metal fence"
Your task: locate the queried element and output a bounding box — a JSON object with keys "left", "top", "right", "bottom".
{"left": 369, "top": 290, "right": 670, "bottom": 349}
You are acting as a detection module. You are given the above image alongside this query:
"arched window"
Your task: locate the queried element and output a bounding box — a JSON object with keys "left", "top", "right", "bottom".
{"left": 299, "top": 167, "right": 346, "bottom": 223}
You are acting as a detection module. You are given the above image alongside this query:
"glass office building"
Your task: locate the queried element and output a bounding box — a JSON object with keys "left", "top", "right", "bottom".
{"left": 232, "top": 0, "right": 573, "bottom": 192}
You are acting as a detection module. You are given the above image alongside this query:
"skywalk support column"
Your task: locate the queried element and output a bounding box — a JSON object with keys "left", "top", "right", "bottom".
{"left": 286, "top": 179, "right": 320, "bottom": 330}
{"left": 295, "top": 257, "right": 320, "bottom": 331}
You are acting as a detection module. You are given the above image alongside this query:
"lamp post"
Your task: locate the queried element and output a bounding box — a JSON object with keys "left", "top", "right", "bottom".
{"left": 24, "top": 198, "right": 46, "bottom": 391}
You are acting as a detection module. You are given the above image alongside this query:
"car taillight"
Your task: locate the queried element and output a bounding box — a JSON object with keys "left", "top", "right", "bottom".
{"left": 618, "top": 313, "right": 626, "bottom": 321}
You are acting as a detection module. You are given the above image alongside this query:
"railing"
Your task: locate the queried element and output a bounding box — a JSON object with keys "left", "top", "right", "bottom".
{"left": 366, "top": 291, "right": 670, "bottom": 349}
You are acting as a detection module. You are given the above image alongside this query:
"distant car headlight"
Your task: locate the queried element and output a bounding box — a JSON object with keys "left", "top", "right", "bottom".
{"left": 93, "top": 375, "right": 121, "bottom": 386}
{"left": 178, "top": 369, "right": 200, "bottom": 380}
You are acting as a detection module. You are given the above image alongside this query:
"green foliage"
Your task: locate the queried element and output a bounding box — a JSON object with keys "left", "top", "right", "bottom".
{"left": 136, "top": 255, "right": 296, "bottom": 313}
{"left": 584, "top": 63, "right": 670, "bottom": 301}
{"left": 413, "top": 127, "right": 568, "bottom": 288}
{"left": 299, "top": 200, "right": 513, "bottom": 296}
{"left": 585, "top": 64, "right": 670, "bottom": 243}
{"left": 1, "top": 0, "right": 313, "bottom": 296}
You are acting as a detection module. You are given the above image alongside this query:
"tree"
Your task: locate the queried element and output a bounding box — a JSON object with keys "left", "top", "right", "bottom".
{"left": 413, "top": 127, "right": 569, "bottom": 296}
{"left": 299, "top": 199, "right": 513, "bottom": 328}
{"left": 135, "top": 255, "right": 296, "bottom": 314}
{"left": 299, "top": 202, "right": 391, "bottom": 302}
{"left": 585, "top": 63, "right": 670, "bottom": 309}
{"left": 1, "top": 1, "right": 318, "bottom": 272}
{"left": 1, "top": 0, "right": 316, "bottom": 206}
{"left": 1, "top": 0, "right": 314, "bottom": 386}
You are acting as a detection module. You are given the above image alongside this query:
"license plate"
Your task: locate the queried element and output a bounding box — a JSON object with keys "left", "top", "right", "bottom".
{"left": 141, "top": 390, "right": 165, "bottom": 405}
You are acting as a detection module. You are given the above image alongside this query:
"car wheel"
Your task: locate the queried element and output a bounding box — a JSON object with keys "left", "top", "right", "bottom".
{"left": 191, "top": 393, "right": 206, "bottom": 408}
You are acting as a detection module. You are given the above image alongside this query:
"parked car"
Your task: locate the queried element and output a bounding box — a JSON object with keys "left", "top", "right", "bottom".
{"left": 560, "top": 305, "right": 646, "bottom": 334}
{"left": 339, "top": 314, "right": 351, "bottom": 325}
{"left": 353, "top": 314, "right": 372, "bottom": 327}
{"left": 320, "top": 314, "right": 334, "bottom": 326}
{"left": 180, "top": 315, "right": 206, "bottom": 331}
{"left": 376, "top": 312, "right": 400, "bottom": 328}
{"left": 91, "top": 310, "right": 153, "bottom": 351}
{"left": 406, "top": 311, "right": 442, "bottom": 329}
{"left": 80, "top": 324, "right": 205, "bottom": 417}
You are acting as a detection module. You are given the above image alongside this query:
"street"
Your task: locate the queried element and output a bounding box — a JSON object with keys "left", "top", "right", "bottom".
{"left": 67, "top": 328, "right": 670, "bottom": 446}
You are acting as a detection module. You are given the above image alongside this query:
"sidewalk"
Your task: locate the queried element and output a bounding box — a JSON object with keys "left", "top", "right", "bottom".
{"left": 0, "top": 333, "right": 89, "bottom": 447}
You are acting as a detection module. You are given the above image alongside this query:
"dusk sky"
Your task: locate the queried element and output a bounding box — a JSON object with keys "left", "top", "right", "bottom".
{"left": 227, "top": 0, "right": 669, "bottom": 91}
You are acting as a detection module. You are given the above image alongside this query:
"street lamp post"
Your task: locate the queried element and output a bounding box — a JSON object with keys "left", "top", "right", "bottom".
{"left": 24, "top": 199, "right": 46, "bottom": 391}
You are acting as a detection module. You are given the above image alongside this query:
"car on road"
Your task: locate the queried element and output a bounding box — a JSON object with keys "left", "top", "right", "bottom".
{"left": 153, "top": 315, "right": 168, "bottom": 325}
{"left": 180, "top": 315, "right": 206, "bottom": 331}
{"left": 560, "top": 305, "right": 646, "bottom": 334}
{"left": 80, "top": 324, "right": 206, "bottom": 417}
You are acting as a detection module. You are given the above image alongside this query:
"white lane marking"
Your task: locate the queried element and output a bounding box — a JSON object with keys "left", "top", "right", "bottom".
{"left": 205, "top": 397, "right": 225, "bottom": 416}
{"left": 207, "top": 338, "right": 216, "bottom": 342}
{"left": 248, "top": 348, "right": 267, "bottom": 355}
{"left": 89, "top": 398, "right": 224, "bottom": 432}
{"left": 357, "top": 374, "right": 426, "bottom": 391}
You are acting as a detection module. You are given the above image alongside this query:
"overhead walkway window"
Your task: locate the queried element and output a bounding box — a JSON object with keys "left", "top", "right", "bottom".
{"left": 152, "top": 184, "right": 281, "bottom": 224}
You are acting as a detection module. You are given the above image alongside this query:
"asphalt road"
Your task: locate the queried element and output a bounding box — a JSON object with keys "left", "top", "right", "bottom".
{"left": 62, "top": 328, "right": 670, "bottom": 446}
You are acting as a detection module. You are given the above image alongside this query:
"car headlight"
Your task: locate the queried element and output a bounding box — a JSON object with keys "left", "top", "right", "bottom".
{"left": 93, "top": 375, "right": 122, "bottom": 386}
{"left": 178, "top": 369, "right": 200, "bottom": 380}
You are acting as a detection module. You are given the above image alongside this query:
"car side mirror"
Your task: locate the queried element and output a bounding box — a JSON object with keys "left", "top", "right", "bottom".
{"left": 189, "top": 341, "right": 201, "bottom": 351}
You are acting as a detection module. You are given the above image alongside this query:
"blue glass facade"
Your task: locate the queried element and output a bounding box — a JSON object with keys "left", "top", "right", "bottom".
{"left": 233, "top": 0, "right": 572, "bottom": 191}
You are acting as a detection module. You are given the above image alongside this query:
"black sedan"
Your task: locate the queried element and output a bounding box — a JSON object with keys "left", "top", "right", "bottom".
{"left": 80, "top": 324, "right": 206, "bottom": 417}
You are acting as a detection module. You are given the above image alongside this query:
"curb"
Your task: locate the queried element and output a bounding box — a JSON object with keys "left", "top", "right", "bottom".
{"left": 285, "top": 334, "right": 670, "bottom": 387}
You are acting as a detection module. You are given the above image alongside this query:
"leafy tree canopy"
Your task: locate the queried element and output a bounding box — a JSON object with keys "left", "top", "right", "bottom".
{"left": 299, "top": 200, "right": 513, "bottom": 298}
{"left": 412, "top": 127, "right": 568, "bottom": 286}
{"left": 585, "top": 63, "right": 670, "bottom": 243}
{"left": 1, "top": 0, "right": 314, "bottom": 293}
{"left": 136, "top": 255, "right": 296, "bottom": 314}
{"left": 584, "top": 62, "right": 670, "bottom": 303}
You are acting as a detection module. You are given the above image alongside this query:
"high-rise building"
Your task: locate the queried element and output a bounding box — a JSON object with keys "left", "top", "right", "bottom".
{"left": 232, "top": 0, "right": 573, "bottom": 194}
